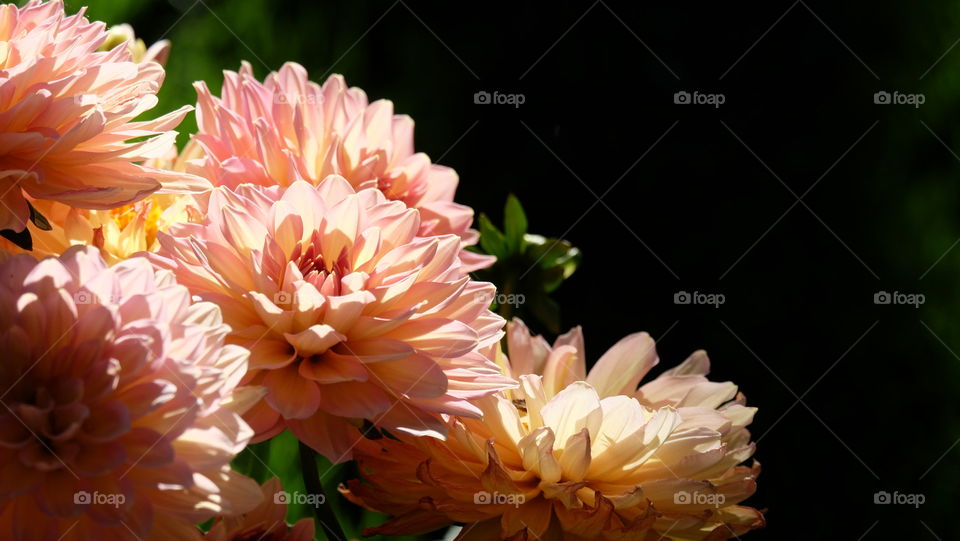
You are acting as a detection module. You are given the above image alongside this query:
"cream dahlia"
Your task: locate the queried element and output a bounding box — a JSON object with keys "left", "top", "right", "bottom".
{"left": 0, "top": 0, "right": 208, "bottom": 234}
{"left": 99, "top": 23, "right": 171, "bottom": 66}
{"left": 204, "top": 478, "right": 314, "bottom": 541}
{"left": 187, "top": 61, "right": 492, "bottom": 271}
{"left": 150, "top": 176, "right": 513, "bottom": 462}
{"left": 343, "top": 321, "right": 763, "bottom": 540}
{"left": 0, "top": 246, "right": 262, "bottom": 540}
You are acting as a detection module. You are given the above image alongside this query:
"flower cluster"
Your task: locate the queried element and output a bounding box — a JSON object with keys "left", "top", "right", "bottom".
{"left": 0, "top": 2, "right": 763, "bottom": 540}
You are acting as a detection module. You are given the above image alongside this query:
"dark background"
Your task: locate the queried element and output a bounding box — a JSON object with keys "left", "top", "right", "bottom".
{"left": 70, "top": 0, "right": 960, "bottom": 538}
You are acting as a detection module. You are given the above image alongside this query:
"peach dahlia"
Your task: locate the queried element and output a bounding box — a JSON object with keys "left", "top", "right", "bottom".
{"left": 150, "top": 176, "right": 513, "bottom": 462}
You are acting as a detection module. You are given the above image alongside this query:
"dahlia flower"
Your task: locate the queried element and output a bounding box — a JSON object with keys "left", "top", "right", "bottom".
{"left": 150, "top": 176, "right": 513, "bottom": 462}
{"left": 0, "top": 192, "right": 200, "bottom": 264}
{"left": 0, "top": 246, "right": 263, "bottom": 540}
{"left": 343, "top": 321, "right": 763, "bottom": 540}
{"left": 187, "top": 61, "right": 492, "bottom": 271}
{"left": 204, "top": 478, "right": 314, "bottom": 541}
{"left": 0, "top": 138, "right": 204, "bottom": 263}
{"left": 0, "top": 0, "right": 208, "bottom": 234}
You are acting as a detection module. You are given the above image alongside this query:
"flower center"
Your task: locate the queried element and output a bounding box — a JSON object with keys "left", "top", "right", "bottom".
{"left": 1, "top": 378, "right": 88, "bottom": 472}
{"left": 284, "top": 232, "right": 353, "bottom": 294}
{"left": 109, "top": 200, "right": 163, "bottom": 245}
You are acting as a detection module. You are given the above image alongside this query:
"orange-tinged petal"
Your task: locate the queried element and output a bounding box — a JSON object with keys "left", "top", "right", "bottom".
{"left": 264, "top": 364, "right": 321, "bottom": 419}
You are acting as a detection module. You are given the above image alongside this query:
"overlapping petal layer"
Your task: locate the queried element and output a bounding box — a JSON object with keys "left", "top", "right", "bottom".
{"left": 204, "top": 478, "right": 314, "bottom": 541}
{"left": 0, "top": 0, "right": 208, "bottom": 233}
{"left": 0, "top": 246, "right": 262, "bottom": 541}
{"left": 343, "top": 320, "right": 763, "bottom": 540}
{"left": 151, "top": 176, "right": 513, "bottom": 461}
{"left": 186, "top": 61, "right": 492, "bottom": 270}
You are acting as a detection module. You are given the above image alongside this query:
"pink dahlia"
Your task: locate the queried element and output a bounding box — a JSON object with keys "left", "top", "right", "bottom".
{"left": 150, "top": 176, "right": 513, "bottom": 462}
{"left": 0, "top": 246, "right": 262, "bottom": 540}
{"left": 0, "top": 0, "right": 208, "bottom": 233}
{"left": 187, "top": 62, "right": 492, "bottom": 271}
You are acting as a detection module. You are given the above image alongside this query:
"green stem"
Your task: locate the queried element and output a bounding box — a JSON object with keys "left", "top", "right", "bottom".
{"left": 497, "top": 276, "right": 516, "bottom": 319}
{"left": 298, "top": 441, "right": 347, "bottom": 541}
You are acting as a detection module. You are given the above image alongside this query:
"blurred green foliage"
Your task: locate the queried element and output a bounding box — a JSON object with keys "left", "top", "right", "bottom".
{"left": 232, "top": 431, "right": 427, "bottom": 541}
{"left": 473, "top": 195, "right": 581, "bottom": 333}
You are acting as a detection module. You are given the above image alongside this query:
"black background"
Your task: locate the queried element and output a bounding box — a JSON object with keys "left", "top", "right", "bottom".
{"left": 84, "top": 0, "right": 960, "bottom": 538}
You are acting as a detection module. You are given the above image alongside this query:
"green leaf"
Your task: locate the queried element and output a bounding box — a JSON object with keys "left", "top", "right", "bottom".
{"left": 503, "top": 194, "right": 528, "bottom": 253}
{"left": 27, "top": 202, "right": 52, "bottom": 231}
{"left": 526, "top": 237, "right": 582, "bottom": 292}
{"left": 553, "top": 244, "right": 581, "bottom": 281}
{"left": 527, "top": 291, "right": 562, "bottom": 334}
{"left": 478, "top": 213, "right": 506, "bottom": 258}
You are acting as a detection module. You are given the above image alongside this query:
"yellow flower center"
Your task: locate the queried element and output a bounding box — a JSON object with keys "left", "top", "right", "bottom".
{"left": 109, "top": 200, "right": 163, "bottom": 246}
